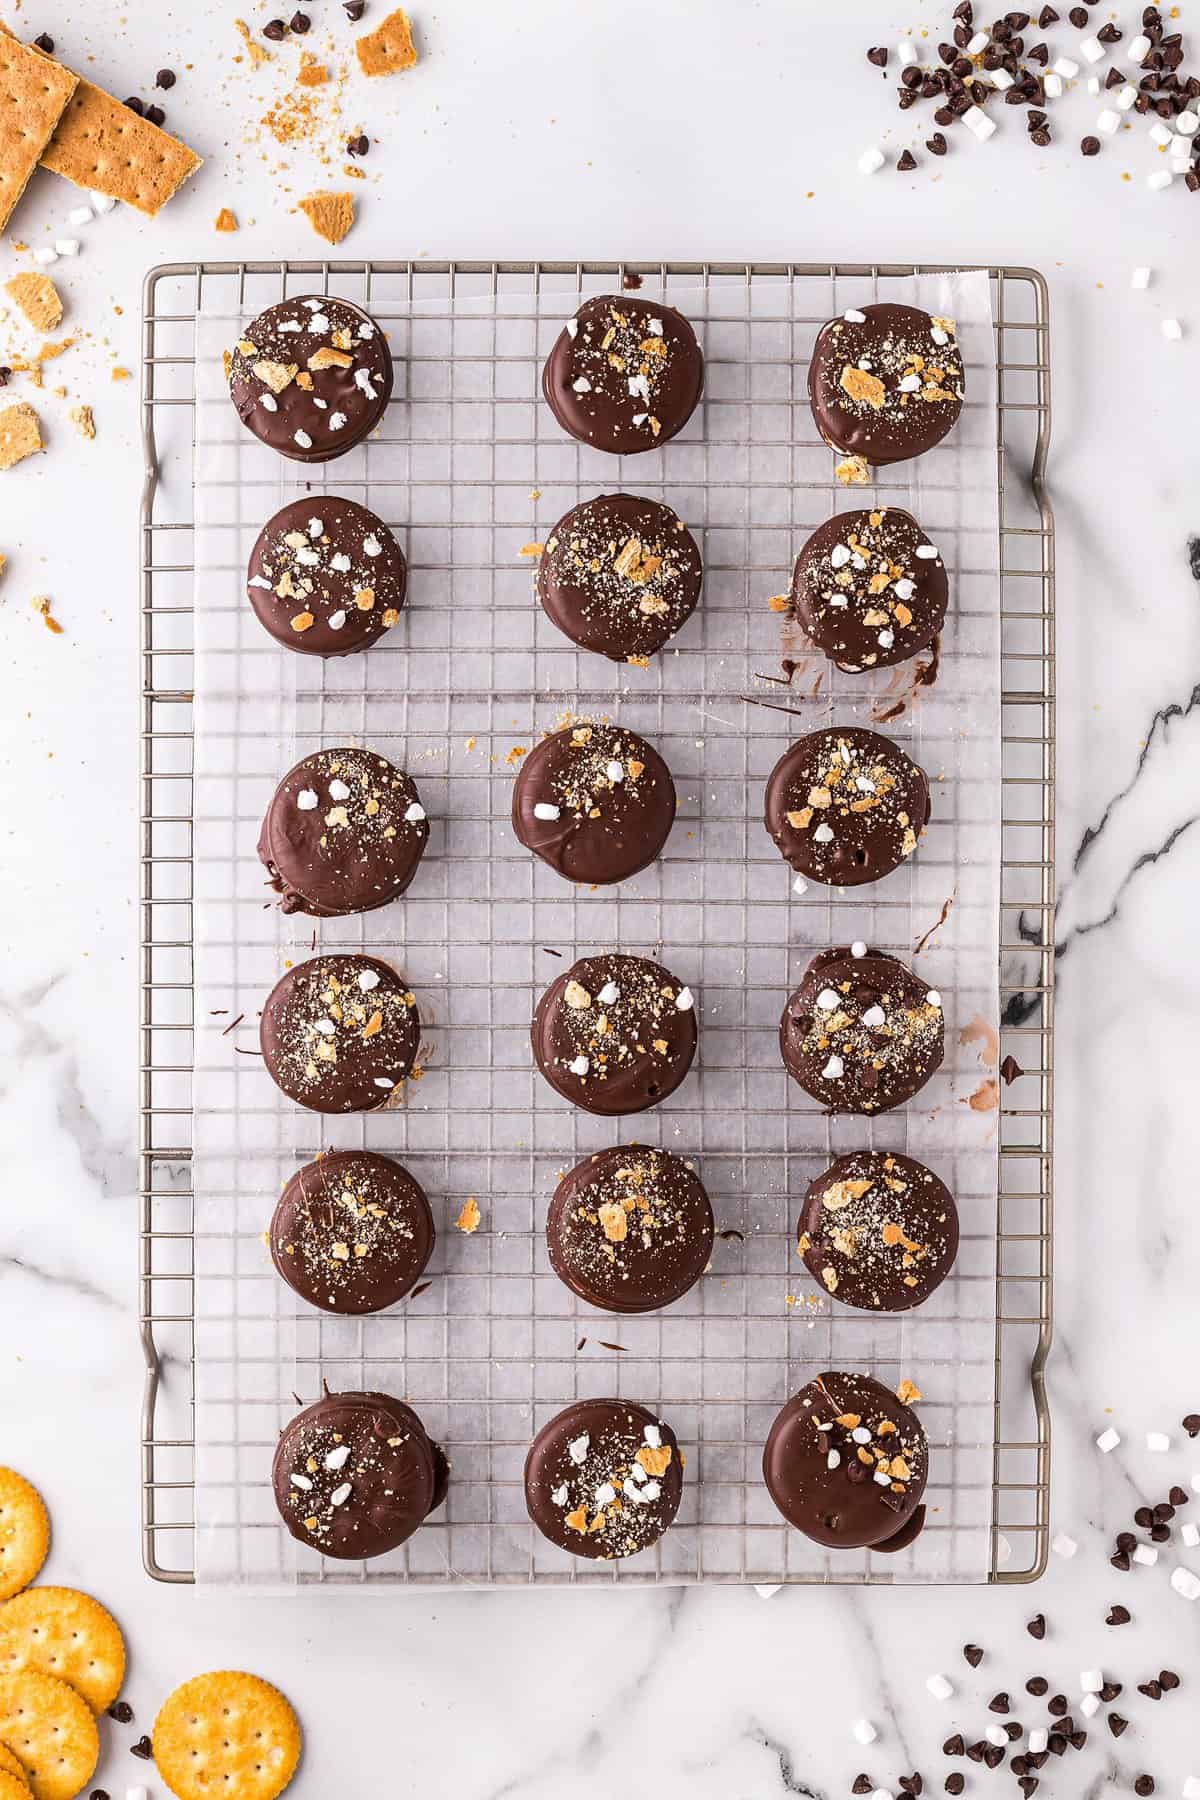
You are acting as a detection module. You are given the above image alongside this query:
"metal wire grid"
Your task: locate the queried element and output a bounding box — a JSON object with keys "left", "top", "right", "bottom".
{"left": 140, "top": 261, "right": 1054, "bottom": 1586}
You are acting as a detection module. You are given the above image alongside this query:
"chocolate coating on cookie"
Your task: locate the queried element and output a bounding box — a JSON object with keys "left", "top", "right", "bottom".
{"left": 798, "top": 1150, "right": 958, "bottom": 1311}
{"left": 780, "top": 946, "right": 944, "bottom": 1114}
{"left": 536, "top": 494, "right": 702, "bottom": 662}
{"left": 247, "top": 497, "right": 407, "bottom": 658}
{"left": 542, "top": 295, "right": 704, "bottom": 455}
{"left": 764, "top": 726, "right": 930, "bottom": 887}
{"left": 808, "top": 302, "right": 964, "bottom": 467}
{"left": 547, "top": 1145, "right": 713, "bottom": 1314}
{"left": 532, "top": 953, "right": 696, "bottom": 1115}
{"left": 258, "top": 747, "right": 428, "bottom": 917}
{"left": 270, "top": 1150, "right": 434, "bottom": 1314}
{"left": 762, "top": 1370, "right": 928, "bottom": 1550}
{"left": 272, "top": 1390, "right": 445, "bottom": 1559}
{"left": 512, "top": 721, "right": 675, "bottom": 885}
{"left": 791, "top": 507, "right": 948, "bottom": 671}
{"left": 228, "top": 294, "right": 392, "bottom": 462}
{"left": 259, "top": 953, "right": 421, "bottom": 1113}
{"left": 524, "top": 1398, "right": 683, "bottom": 1559}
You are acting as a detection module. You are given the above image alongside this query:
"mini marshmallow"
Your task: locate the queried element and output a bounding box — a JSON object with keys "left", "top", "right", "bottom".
{"left": 858, "top": 147, "right": 886, "bottom": 174}
{"left": 926, "top": 990, "right": 942, "bottom": 1009}
{"left": 851, "top": 941, "right": 868, "bottom": 958}
{"left": 872, "top": 1791, "right": 894, "bottom": 1800}
{"left": 822, "top": 1055, "right": 845, "bottom": 1080}
{"left": 68, "top": 205, "right": 92, "bottom": 225}
{"left": 991, "top": 67, "right": 1015, "bottom": 90}
{"left": 793, "top": 875, "right": 809, "bottom": 896}
{"left": 1028, "top": 1729, "right": 1048, "bottom": 1755}
{"left": 963, "top": 106, "right": 997, "bottom": 141}
{"left": 1149, "top": 121, "right": 1174, "bottom": 148}
{"left": 605, "top": 760, "right": 624, "bottom": 782}
{"left": 1177, "top": 111, "right": 1200, "bottom": 135}
{"left": 926, "top": 1674, "right": 954, "bottom": 1701}
{"left": 1132, "top": 267, "right": 1153, "bottom": 289}
{"left": 1080, "top": 36, "right": 1105, "bottom": 63}
{"left": 897, "top": 40, "right": 920, "bottom": 65}
{"left": 674, "top": 986, "right": 694, "bottom": 1010}
{"left": 1183, "top": 1522, "right": 1200, "bottom": 1549}
{"left": 1080, "top": 1692, "right": 1102, "bottom": 1718}
{"left": 127, "top": 1790, "right": 150, "bottom": 1800}
{"left": 1133, "top": 1543, "right": 1159, "bottom": 1566}
{"left": 1053, "top": 56, "right": 1080, "bottom": 77}
{"left": 986, "top": 1727, "right": 1008, "bottom": 1748}
{"left": 966, "top": 30, "right": 990, "bottom": 54}
{"left": 1052, "top": 1531, "right": 1078, "bottom": 1559}
{"left": 1096, "top": 109, "right": 1121, "bottom": 135}
{"left": 31, "top": 246, "right": 58, "bottom": 265}
{"left": 1184, "top": 1781, "right": 1200, "bottom": 1800}
{"left": 1096, "top": 1427, "right": 1121, "bottom": 1453}
{"left": 1147, "top": 169, "right": 1175, "bottom": 190}
{"left": 1116, "top": 83, "right": 1138, "bottom": 110}
{"left": 54, "top": 238, "right": 79, "bottom": 256}
{"left": 90, "top": 191, "right": 116, "bottom": 212}
{"left": 1087, "top": 75, "right": 1101, "bottom": 95}
{"left": 1081, "top": 1669, "right": 1104, "bottom": 1694}
{"left": 816, "top": 988, "right": 841, "bottom": 1011}
{"left": 1043, "top": 72, "right": 1064, "bottom": 98}
{"left": 1148, "top": 1430, "right": 1172, "bottom": 1449}
{"left": 1171, "top": 1566, "right": 1200, "bottom": 1601}
{"left": 532, "top": 802, "right": 561, "bottom": 820}
{"left": 1193, "top": 1472, "right": 1200, "bottom": 1493}
{"left": 568, "top": 1055, "right": 589, "bottom": 1077}
{"left": 404, "top": 802, "right": 426, "bottom": 823}
{"left": 853, "top": 1719, "right": 878, "bottom": 1745}
{"left": 1127, "top": 33, "right": 1152, "bottom": 64}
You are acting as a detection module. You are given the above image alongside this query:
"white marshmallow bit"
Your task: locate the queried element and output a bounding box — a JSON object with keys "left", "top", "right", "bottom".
{"left": 827, "top": 1449, "right": 841, "bottom": 1470}
{"left": 844, "top": 308, "right": 868, "bottom": 322}
{"left": 54, "top": 238, "right": 79, "bottom": 256}
{"left": 551, "top": 1483, "right": 568, "bottom": 1505}
{"left": 1081, "top": 1669, "right": 1104, "bottom": 1694}
{"left": 963, "top": 106, "right": 996, "bottom": 141}
{"left": 1043, "top": 72, "right": 1064, "bottom": 98}
{"left": 358, "top": 969, "right": 380, "bottom": 991}
{"left": 897, "top": 40, "right": 919, "bottom": 66}
{"left": 898, "top": 373, "right": 922, "bottom": 393}
{"left": 821, "top": 1055, "right": 845, "bottom": 1081}
{"left": 293, "top": 430, "right": 313, "bottom": 448}
{"left": 877, "top": 628, "right": 895, "bottom": 649}
{"left": 793, "top": 875, "right": 809, "bottom": 896}
{"left": 605, "top": 760, "right": 625, "bottom": 782}
{"left": 1149, "top": 121, "right": 1174, "bottom": 148}
{"left": 1096, "top": 109, "right": 1121, "bottom": 135}
{"left": 674, "top": 986, "right": 694, "bottom": 1011}
{"left": 329, "top": 1482, "right": 352, "bottom": 1506}
{"left": 1128, "top": 32, "right": 1152, "bottom": 63}
{"left": 1133, "top": 1543, "right": 1158, "bottom": 1566}
{"left": 90, "top": 190, "right": 116, "bottom": 212}
{"left": 992, "top": 67, "right": 1015, "bottom": 90}
{"left": 925, "top": 990, "right": 942, "bottom": 1009}
{"left": 1115, "top": 83, "right": 1137, "bottom": 110}
{"left": 289, "top": 1473, "right": 312, "bottom": 1490}
{"left": 872, "top": 1468, "right": 892, "bottom": 1487}
{"left": 926, "top": 1674, "right": 954, "bottom": 1701}
{"left": 1080, "top": 36, "right": 1105, "bottom": 63}
{"left": 330, "top": 552, "right": 352, "bottom": 572}
{"left": 593, "top": 1482, "right": 617, "bottom": 1507}
{"left": 1174, "top": 1566, "right": 1200, "bottom": 1601}
{"left": 296, "top": 788, "right": 319, "bottom": 810}
{"left": 861, "top": 1005, "right": 886, "bottom": 1029}
{"left": 259, "top": 393, "right": 278, "bottom": 412}
{"left": 642, "top": 1424, "right": 662, "bottom": 1448}
{"left": 986, "top": 1727, "right": 1008, "bottom": 1749}
{"left": 966, "top": 30, "right": 989, "bottom": 54}
{"left": 1052, "top": 1531, "right": 1078, "bottom": 1558}
{"left": 1028, "top": 1730, "right": 1048, "bottom": 1755}
{"left": 568, "top": 1055, "right": 590, "bottom": 1077}
{"left": 373, "top": 1077, "right": 394, "bottom": 1090}
{"left": 1096, "top": 1427, "right": 1121, "bottom": 1453}
{"left": 327, "top": 778, "right": 351, "bottom": 801}
{"left": 857, "top": 147, "right": 886, "bottom": 174}
{"left": 65, "top": 203, "right": 94, "bottom": 222}
{"left": 324, "top": 1443, "right": 351, "bottom": 1472}
{"left": 816, "top": 988, "right": 841, "bottom": 1012}
{"left": 1177, "top": 111, "right": 1200, "bottom": 136}
{"left": 645, "top": 316, "right": 664, "bottom": 335}
{"left": 313, "top": 1018, "right": 337, "bottom": 1036}
{"left": 1132, "top": 267, "right": 1153, "bottom": 289}
{"left": 328, "top": 610, "right": 347, "bottom": 630}
{"left": 532, "top": 801, "right": 560, "bottom": 821}
{"left": 1162, "top": 318, "right": 1184, "bottom": 340}
{"left": 404, "top": 801, "right": 426, "bottom": 823}
{"left": 1080, "top": 1692, "right": 1101, "bottom": 1718}
{"left": 1053, "top": 56, "right": 1079, "bottom": 78}
{"left": 1183, "top": 1522, "right": 1200, "bottom": 1549}
{"left": 1148, "top": 170, "right": 1175, "bottom": 190}
{"left": 852, "top": 1719, "right": 878, "bottom": 1745}
{"left": 568, "top": 1433, "right": 589, "bottom": 1464}
{"left": 813, "top": 822, "right": 835, "bottom": 844}
{"left": 852, "top": 1426, "right": 872, "bottom": 1445}
{"left": 31, "top": 246, "right": 58, "bottom": 265}
{"left": 893, "top": 578, "right": 915, "bottom": 599}
{"left": 1087, "top": 75, "right": 1101, "bottom": 94}
{"left": 1184, "top": 1781, "right": 1200, "bottom": 1800}
{"left": 872, "top": 1791, "right": 894, "bottom": 1800}
{"left": 1148, "top": 1430, "right": 1172, "bottom": 1450}
{"left": 362, "top": 535, "right": 382, "bottom": 556}
{"left": 851, "top": 941, "right": 868, "bottom": 959}
{"left": 830, "top": 544, "right": 852, "bottom": 568}
{"left": 329, "top": 411, "right": 348, "bottom": 430}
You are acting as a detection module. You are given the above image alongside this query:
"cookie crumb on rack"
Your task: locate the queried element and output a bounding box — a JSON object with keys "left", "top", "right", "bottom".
{"left": 298, "top": 190, "right": 354, "bottom": 243}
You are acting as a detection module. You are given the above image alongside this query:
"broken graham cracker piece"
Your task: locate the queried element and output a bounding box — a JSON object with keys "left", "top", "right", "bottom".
{"left": 4, "top": 270, "right": 63, "bottom": 332}
{"left": 213, "top": 206, "right": 238, "bottom": 233}
{"left": 298, "top": 189, "right": 354, "bottom": 244}
{"left": 0, "top": 33, "right": 78, "bottom": 232}
{"left": 355, "top": 7, "right": 418, "bottom": 75}
{"left": 0, "top": 401, "right": 43, "bottom": 470}
{"left": 69, "top": 402, "right": 94, "bottom": 439}
{"left": 40, "top": 73, "right": 201, "bottom": 216}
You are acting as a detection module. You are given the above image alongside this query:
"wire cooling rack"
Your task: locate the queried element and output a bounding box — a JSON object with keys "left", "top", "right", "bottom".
{"left": 139, "top": 261, "right": 1054, "bottom": 1586}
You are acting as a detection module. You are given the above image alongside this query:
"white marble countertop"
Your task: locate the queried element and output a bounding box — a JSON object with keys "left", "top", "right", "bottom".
{"left": 2, "top": 0, "right": 1199, "bottom": 1793}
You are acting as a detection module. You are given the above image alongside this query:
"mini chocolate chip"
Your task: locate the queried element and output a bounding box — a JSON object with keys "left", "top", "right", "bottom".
{"left": 1069, "top": 1731, "right": 1088, "bottom": 1752}
{"left": 1018, "top": 1780, "right": 1038, "bottom": 1798}
{"left": 1005, "top": 1723, "right": 1023, "bottom": 1743}
{"left": 1048, "top": 1695, "right": 1068, "bottom": 1717}
{"left": 1135, "top": 1779, "right": 1155, "bottom": 1797}
{"left": 1169, "top": 1485, "right": 1189, "bottom": 1505}
{"left": 1134, "top": 1506, "right": 1154, "bottom": 1528}
{"left": 944, "top": 1736, "right": 966, "bottom": 1757}
{"left": 1187, "top": 169, "right": 1200, "bottom": 190}
{"left": 124, "top": 95, "right": 144, "bottom": 115}
{"left": 33, "top": 31, "right": 54, "bottom": 51}
{"left": 983, "top": 1747, "right": 1005, "bottom": 1772}
{"left": 945, "top": 1779, "right": 965, "bottom": 1798}
{"left": 926, "top": 132, "right": 949, "bottom": 154}
{"left": 1098, "top": 21, "right": 1122, "bottom": 40}
{"left": 1101, "top": 1683, "right": 1122, "bottom": 1702}
{"left": 89, "top": 1792, "right": 110, "bottom": 1800}
{"left": 934, "top": 105, "right": 957, "bottom": 124}
{"left": 1038, "top": 4, "right": 1058, "bottom": 22}
{"left": 897, "top": 148, "right": 918, "bottom": 170}
{"left": 131, "top": 1737, "right": 153, "bottom": 1760}
{"left": 1027, "top": 41, "right": 1049, "bottom": 61}
{"left": 264, "top": 18, "right": 288, "bottom": 39}
{"left": 1030, "top": 126, "right": 1052, "bottom": 143}
{"left": 899, "top": 1776, "right": 923, "bottom": 1795}
{"left": 155, "top": 68, "right": 176, "bottom": 88}
{"left": 344, "top": 0, "right": 366, "bottom": 16}
{"left": 1104, "top": 64, "right": 1125, "bottom": 85}
{"left": 1069, "top": 4, "right": 1089, "bottom": 22}
{"left": 989, "top": 1693, "right": 1011, "bottom": 1714}
{"left": 1184, "top": 1413, "right": 1200, "bottom": 1437}
{"left": 1025, "top": 1677, "right": 1048, "bottom": 1697}
{"left": 347, "top": 133, "right": 370, "bottom": 156}
{"left": 1150, "top": 1522, "right": 1171, "bottom": 1543}
{"left": 1026, "top": 1614, "right": 1046, "bottom": 1640}
{"left": 966, "top": 1743, "right": 986, "bottom": 1764}
{"left": 0, "top": 368, "right": 10, "bottom": 388}
{"left": 1116, "top": 1531, "right": 1137, "bottom": 1552}
{"left": 1111, "top": 1551, "right": 1131, "bottom": 1571}
{"left": 290, "top": 10, "right": 311, "bottom": 30}
{"left": 107, "top": 1701, "right": 134, "bottom": 1724}
{"left": 1153, "top": 1501, "right": 1175, "bottom": 1521}
{"left": 1108, "top": 1715, "right": 1129, "bottom": 1739}
{"left": 145, "top": 103, "right": 166, "bottom": 126}
{"left": 1137, "top": 1681, "right": 1162, "bottom": 1700}
{"left": 1047, "top": 1734, "right": 1066, "bottom": 1757}
{"left": 868, "top": 45, "right": 890, "bottom": 66}
{"left": 1081, "top": 134, "right": 1101, "bottom": 154}
{"left": 1012, "top": 1757, "right": 1028, "bottom": 1778}
{"left": 1158, "top": 1669, "right": 1180, "bottom": 1689}
{"left": 1106, "top": 1605, "right": 1131, "bottom": 1625}
{"left": 853, "top": 1777, "right": 873, "bottom": 1794}
{"left": 963, "top": 1645, "right": 984, "bottom": 1667}
{"left": 1027, "top": 1753, "right": 1049, "bottom": 1771}
{"left": 953, "top": 0, "right": 974, "bottom": 17}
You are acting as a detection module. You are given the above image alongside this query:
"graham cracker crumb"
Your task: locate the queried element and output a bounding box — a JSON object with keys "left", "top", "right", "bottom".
{"left": 69, "top": 403, "right": 95, "bottom": 439}
{"left": 0, "top": 401, "right": 43, "bottom": 470}
{"left": 234, "top": 19, "right": 271, "bottom": 65}
{"left": 5, "top": 271, "right": 63, "bottom": 333}
{"left": 356, "top": 7, "right": 418, "bottom": 75}
{"left": 32, "top": 594, "right": 63, "bottom": 633}
{"left": 454, "top": 1196, "right": 481, "bottom": 1234}
{"left": 111, "top": 366, "right": 131, "bottom": 382}
{"left": 297, "top": 53, "right": 329, "bottom": 87}
{"left": 298, "top": 190, "right": 354, "bottom": 244}
{"left": 214, "top": 207, "right": 238, "bottom": 233}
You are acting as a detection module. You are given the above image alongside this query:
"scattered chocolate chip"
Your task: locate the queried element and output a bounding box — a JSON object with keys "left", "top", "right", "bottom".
{"left": 1116, "top": 1531, "right": 1137, "bottom": 1553}
{"left": 1038, "top": 4, "right": 1058, "bottom": 22}
{"left": 1137, "top": 1681, "right": 1162, "bottom": 1700}
{"left": 1159, "top": 1669, "right": 1180, "bottom": 1690}
{"left": 89, "top": 1792, "right": 110, "bottom": 1800}
{"left": 1048, "top": 1695, "right": 1068, "bottom": 1717}
{"left": 1025, "top": 1677, "right": 1048, "bottom": 1697}
{"left": 145, "top": 103, "right": 166, "bottom": 126}
{"left": 1069, "top": 4, "right": 1089, "bottom": 22}
{"left": 953, "top": 0, "right": 974, "bottom": 17}
{"left": 1030, "top": 126, "right": 1052, "bottom": 143}
{"left": 264, "top": 18, "right": 288, "bottom": 39}
{"left": 1134, "top": 1506, "right": 1154, "bottom": 1529}
{"left": 1135, "top": 1779, "right": 1155, "bottom": 1797}
{"left": 1027, "top": 1753, "right": 1049, "bottom": 1771}
{"left": 945, "top": 1779, "right": 965, "bottom": 1798}
{"left": 1098, "top": 22, "right": 1122, "bottom": 42}
{"left": 124, "top": 95, "right": 144, "bottom": 115}
{"left": 1187, "top": 169, "right": 1200, "bottom": 190}
{"left": 999, "top": 1054, "right": 1023, "bottom": 1083}
{"left": 344, "top": 0, "right": 366, "bottom": 15}
{"left": 966, "top": 1743, "right": 986, "bottom": 1764}
{"left": 290, "top": 10, "right": 311, "bottom": 30}
{"left": 1046, "top": 1734, "right": 1066, "bottom": 1757}
{"left": 1111, "top": 1551, "right": 1131, "bottom": 1571}
{"left": 1109, "top": 1716, "right": 1129, "bottom": 1739}
{"left": 853, "top": 1777, "right": 873, "bottom": 1794}
{"left": 347, "top": 133, "right": 370, "bottom": 156}
{"left": 1026, "top": 1615, "right": 1045, "bottom": 1640}
{"left": 897, "top": 148, "right": 918, "bottom": 170}
{"left": 33, "top": 31, "right": 54, "bottom": 51}
{"left": 868, "top": 45, "right": 890, "bottom": 66}
{"left": 1106, "top": 1605, "right": 1131, "bottom": 1625}
{"left": 899, "top": 1776, "right": 923, "bottom": 1795}
{"left": 1184, "top": 1414, "right": 1200, "bottom": 1438}
{"left": 1005, "top": 1724, "right": 1023, "bottom": 1743}
{"left": 107, "top": 1701, "right": 134, "bottom": 1724}
{"left": 1012, "top": 1757, "right": 1028, "bottom": 1779}
{"left": 131, "top": 1737, "right": 153, "bottom": 1760}
{"left": 983, "top": 1747, "right": 1005, "bottom": 1772}
{"left": 1150, "top": 1521, "right": 1171, "bottom": 1543}
{"left": 988, "top": 1694, "right": 1011, "bottom": 1715}
{"left": 1153, "top": 1500, "right": 1175, "bottom": 1521}
{"left": 1170, "top": 1485, "right": 1189, "bottom": 1505}
{"left": 155, "top": 67, "right": 176, "bottom": 89}
{"left": 1018, "top": 1780, "right": 1038, "bottom": 1797}
{"left": 0, "top": 368, "right": 10, "bottom": 388}
{"left": 963, "top": 1645, "right": 984, "bottom": 1668}
{"left": 926, "top": 131, "right": 949, "bottom": 154}
{"left": 944, "top": 1736, "right": 966, "bottom": 1757}
{"left": 1027, "top": 41, "right": 1049, "bottom": 62}
{"left": 1081, "top": 134, "right": 1100, "bottom": 154}
{"left": 1069, "top": 1731, "right": 1088, "bottom": 1752}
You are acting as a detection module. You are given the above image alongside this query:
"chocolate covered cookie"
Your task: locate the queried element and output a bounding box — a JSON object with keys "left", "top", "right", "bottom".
{"left": 228, "top": 294, "right": 392, "bottom": 462}
{"left": 259, "top": 953, "right": 420, "bottom": 1114}
{"left": 798, "top": 1150, "right": 958, "bottom": 1312}
{"left": 808, "top": 303, "right": 964, "bottom": 468}
{"left": 272, "top": 1390, "right": 446, "bottom": 1559}
{"left": 247, "top": 496, "right": 406, "bottom": 658}
{"left": 512, "top": 721, "right": 675, "bottom": 885}
{"left": 547, "top": 1145, "right": 713, "bottom": 1314}
{"left": 542, "top": 295, "right": 704, "bottom": 455}
{"left": 524, "top": 1399, "right": 683, "bottom": 1560}
{"left": 536, "top": 494, "right": 702, "bottom": 662}
{"left": 779, "top": 946, "right": 944, "bottom": 1114}
{"left": 532, "top": 953, "right": 696, "bottom": 1115}
{"left": 791, "top": 507, "right": 947, "bottom": 671}
{"left": 763, "top": 1371, "right": 928, "bottom": 1551}
{"left": 258, "top": 747, "right": 428, "bottom": 917}
{"left": 270, "top": 1150, "right": 435, "bottom": 1314}
{"left": 764, "top": 726, "right": 930, "bottom": 887}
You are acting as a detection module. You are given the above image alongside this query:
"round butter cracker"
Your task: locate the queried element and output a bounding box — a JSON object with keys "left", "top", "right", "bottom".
{"left": 0, "top": 1743, "right": 29, "bottom": 1789}
{"left": 153, "top": 1670, "right": 301, "bottom": 1800}
{"left": 0, "top": 1769, "right": 31, "bottom": 1798}
{"left": 0, "top": 1589, "right": 125, "bottom": 1714}
{"left": 0, "top": 1476, "right": 48, "bottom": 1604}
{"left": 0, "top": 1669, "right": 98, "bottom": 1800}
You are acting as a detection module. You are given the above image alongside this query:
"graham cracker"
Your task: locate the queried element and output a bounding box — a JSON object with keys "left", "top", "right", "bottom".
{"left": 0, "top": 404, "right": 42, "bottom": 471}
{"left": 355, "top": 8, "right": 418, "bottom": 76}
{"left": 4, "top": 272, "right": 62, "bottom": 333}
{"left": 40, "top": 74, "right": 201, "bottom": 216}
{"left": 0, "top": 35, "right": 77, "bottom": 233}
{"left": 213, "top": 206, "right": 238, "bottom": 232}
{"left": 297, "top": 190, "right": 354, "bottom": 244}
